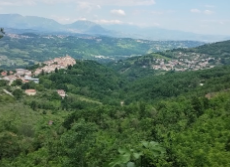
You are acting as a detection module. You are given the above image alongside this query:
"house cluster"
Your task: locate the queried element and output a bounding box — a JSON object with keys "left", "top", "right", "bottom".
{"left": 0, "top": 68, "right": 39, "bottom": 85}
{"left": 7, "top": 34, "right": 32, "bottom": 39}
{"left": 150, "top": 53, "right": 215, "bottom": 72}
{"left": 151, "top": 59, "right": 177, "bottom": 71}
{"left": 34, "top": 55, "right": 76, "bottom": 75}
{"left": 0, "top": 55, "right": 74, "bottom": 98}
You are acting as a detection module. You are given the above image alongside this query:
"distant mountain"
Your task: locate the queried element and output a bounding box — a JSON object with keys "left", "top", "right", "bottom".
{"left": 65, "top": 20, "right": 97, "bottom": 31}
{"left": 65, "top": 20, "right": 112, "bottom": 35}
{"left": 3, "top": 28, "right": 41, "bottom": 34}
{"left": 102, "top": 24, "right": 230, "bottom": 42}
{"left": 0, "top": 14, "right": 62, "bottom": 31}
{"left": 1, "top": 14, "right": 230, "bottom": 42}
{"left": 0, "top": 14, "right": 111, "bottom": 35}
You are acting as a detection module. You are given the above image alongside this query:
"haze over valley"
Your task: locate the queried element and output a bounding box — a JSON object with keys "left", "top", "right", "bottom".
{"left": 0, "top": 13, "right": 230, "bottom": 42}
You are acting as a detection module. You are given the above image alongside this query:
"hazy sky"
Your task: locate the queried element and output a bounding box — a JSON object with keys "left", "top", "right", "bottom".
{"left": 0, "top": 0, "right": 230, "bottom": 35}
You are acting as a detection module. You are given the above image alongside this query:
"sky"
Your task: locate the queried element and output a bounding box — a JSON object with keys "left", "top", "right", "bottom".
{"left": 0, "top": 0, "right": 230, "bottom": 35}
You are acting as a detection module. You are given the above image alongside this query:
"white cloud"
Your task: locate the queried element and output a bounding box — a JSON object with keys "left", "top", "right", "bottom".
{"left": 0, "top": 0, "right": 36, "bottom": 6}
{"left": 94, "top": 19, "right": 123, "bottom": 24}
{"left": 190, "top": 9, "right": 214, "bottom": 15}
{"left": 219, "top": 21, "right": 224, "bottom": 25}
{"left": 190, "top": 9, "right": 201, "bottom": 13}
{"left": 150, "top": 10, "right": 175, "bottom": 15}
{"left": 0, "top": 0, "right": 156, "bottom": 7}
{"left": 76, "top": 2, "right": 101, "bottom": 13}
{"left": 78, "top": 17, "right": 87, "bottom": 21}
{"left": 205, "top": 5, "right": 215, "bottom": 8}
{"left": 150, "top": 11, "right": 164, "bottom": 15}
{"left": 204, "top": 10, "right": 213, "bottom": 15}
{"left": 153, "top": 22, "right": 160, "bottom": 26}
{"left": 110, "top": 9, "right": 126, "bottom": 16}
{"left": 50, "top": 15, "right": 88, "bottom": 24}
{"left": 29, "top": 0, "right": 156, "bottom": 6}
{"left": 108, "top": 0, "right": 155, "bottom": 6}
{"left": 40, "top": 0, "right": 73, "bottom": 4}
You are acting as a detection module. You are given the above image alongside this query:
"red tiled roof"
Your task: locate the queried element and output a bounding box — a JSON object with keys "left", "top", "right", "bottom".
{"left": 25, "top": 89, "right": 36, "bottom": 93}
{"left": 1, "top": 71, "right": 7, "bottom": 76}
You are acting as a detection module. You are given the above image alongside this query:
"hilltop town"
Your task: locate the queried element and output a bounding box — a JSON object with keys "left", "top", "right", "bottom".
{"left": 0, "top": 55, "right": 76, "bottom": 85}
{"left": 123, "top": 51, "right": 220, "bottom": 73}
{"left": 34, "top": 55, "right": 76, "bottom": 75}
{"left": 0, "top": 55, "right": 76, "bottom": 97}
{"left": 151, "top": 54, "right": 215, "bottom": 72}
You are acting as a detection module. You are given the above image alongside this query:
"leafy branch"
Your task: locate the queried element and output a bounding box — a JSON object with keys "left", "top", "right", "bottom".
{"left": 109, "top": 141, "right": 165, "bottom": 167}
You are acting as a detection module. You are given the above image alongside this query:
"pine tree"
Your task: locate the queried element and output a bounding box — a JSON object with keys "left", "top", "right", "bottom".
{"left": 0, "top": 28, "right": 5, "bottom": 39}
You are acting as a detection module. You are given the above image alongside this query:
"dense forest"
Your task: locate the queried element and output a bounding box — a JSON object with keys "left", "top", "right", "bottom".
{"left": 1, "top": 55, "right": 230, "bottom": 166}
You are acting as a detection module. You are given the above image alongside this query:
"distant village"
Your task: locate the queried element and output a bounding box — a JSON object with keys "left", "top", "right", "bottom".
{"left": 151, "top": 52, "right": 216, "bottom": 72}
{"left": 0, "top": 53, "right": 218, "bottom": 97}
{"left": 0, "top": 55, "right": 76, "bottom": 97}
{"left": 34, "top": 54, "right": 76, "bottom": 75}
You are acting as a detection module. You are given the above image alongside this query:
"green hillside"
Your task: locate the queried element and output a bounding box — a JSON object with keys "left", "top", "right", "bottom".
{"left": 108, "top": 53, "right": 171, "bottom": 80}
{"left": 1, "top": 38, "right": 230, "bottom": 166}
{"left": 179, "top": 40, "right": 230, "bottom": 56}
{"left": 0, "top": 34, "right": 204, "bottom": 69}
{"left": 109, "top": 40, "right": 230, "bottom": 80}
{"left": 1, "top": 56, "right": 230, "bottom": 166}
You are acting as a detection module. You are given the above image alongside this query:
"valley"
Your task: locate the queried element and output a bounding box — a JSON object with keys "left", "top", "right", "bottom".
{"left": 1, "top": 51, "right": 230, "bottom": 166}
{"left": 0, "top": 33, "right": 204, "bottom": 69}
{"left": 1, "top": 1, "right": 230, "bottom": 166}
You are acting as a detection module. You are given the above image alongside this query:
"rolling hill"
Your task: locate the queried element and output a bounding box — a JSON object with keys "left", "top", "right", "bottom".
{"left": 1, "top": 14, "right": 230, "bottom": 166}
{"left": 0, "top": 33, "right": 204, "bottom": 69}
{"left": 109, "top": 40, "right": 230, "bottom": 80}
{"left": 1, "top": 57, "right": 230, "bottom": 166}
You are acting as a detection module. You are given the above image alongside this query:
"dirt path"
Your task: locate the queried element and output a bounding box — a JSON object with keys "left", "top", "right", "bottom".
{"left": 3, "top": 89, "right": 14, "bottom": 97}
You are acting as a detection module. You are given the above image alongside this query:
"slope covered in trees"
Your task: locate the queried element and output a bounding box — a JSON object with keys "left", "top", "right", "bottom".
{"left": 178, "top": 40, "right": 230, "bottom": 57}
{"left": 1, "top": 57, "right": 230, "bottom": 166}
{"left": 109, "top": 40, "right": 230, "bottom": 80}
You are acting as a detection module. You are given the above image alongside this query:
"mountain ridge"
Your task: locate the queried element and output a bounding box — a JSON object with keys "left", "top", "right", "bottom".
{"left": 0, "top": 14, "right": 111, "bottom": 35}
{"left": 1, "top": 14, "right": 230, "bottom": 42}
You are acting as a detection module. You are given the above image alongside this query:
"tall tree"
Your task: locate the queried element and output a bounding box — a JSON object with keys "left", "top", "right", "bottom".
{"left": 0, "top": 28, "right": 5, "bottom": 39}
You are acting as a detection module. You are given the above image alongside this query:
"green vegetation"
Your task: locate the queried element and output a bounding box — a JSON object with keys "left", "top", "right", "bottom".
{"left": 176, "top": 40, "right": 230, "bottom": 58}
{"left": 108, "top": 53, "right": 171, "bottom": 81}
{"left": 109, "top": 40, "right": 230, "bottom": 77}
{"left": 1, "top": 39, "right": 230, "bottom": 167}
{"left": 1, "top": 59, "right": 230, "bottom": 166}
{"left": 0, "top": 34, "right": 204, "bottom": 69}
{"left": 0, "top": 28, "right": 4, "bottom": 39}
{"left": 174, "top": 40, "right": 230, "bottom": 65}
